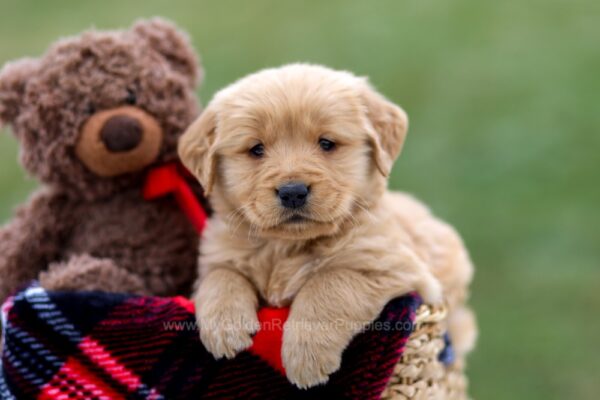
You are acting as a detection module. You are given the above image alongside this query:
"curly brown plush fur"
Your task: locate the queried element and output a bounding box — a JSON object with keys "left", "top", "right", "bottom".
{"left": 0, "top": 18, "right": 204, "bottom": 303}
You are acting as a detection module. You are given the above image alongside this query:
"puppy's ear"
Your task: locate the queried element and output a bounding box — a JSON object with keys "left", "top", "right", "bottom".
{"left": 0, "top": 58, "right": 38, "bottom": 127}
{"left": 361, "top": 83, "right": 409, "bottom": 177}
{"left": 178, "top": 107, "right": 218, "bottom": 195}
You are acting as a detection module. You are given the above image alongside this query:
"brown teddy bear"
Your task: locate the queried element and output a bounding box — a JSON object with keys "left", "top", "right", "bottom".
{"left": 0, "top": 18, "right": 207, "bottom": 303}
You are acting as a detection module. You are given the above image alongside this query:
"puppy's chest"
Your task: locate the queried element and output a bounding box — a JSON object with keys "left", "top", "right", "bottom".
{"left": 248, "top": 248, "right": 322, "bottom": 307}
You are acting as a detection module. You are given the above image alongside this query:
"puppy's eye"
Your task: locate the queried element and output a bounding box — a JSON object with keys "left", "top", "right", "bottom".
{"left": 249, "top": 143, "right": 265, "bottom": 158}
{"left": 125, "top": 89, "right": 137, "bottom": 105}
{"left": 319, "top": 138, "right": 336, "bottom": 152}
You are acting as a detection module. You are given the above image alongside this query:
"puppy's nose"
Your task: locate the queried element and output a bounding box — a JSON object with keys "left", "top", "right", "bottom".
{"left": 100, "top": 115, "right": 143, "bottom": 152}
{"left": 277, "top": 182, "right": 309, "bottom": 209}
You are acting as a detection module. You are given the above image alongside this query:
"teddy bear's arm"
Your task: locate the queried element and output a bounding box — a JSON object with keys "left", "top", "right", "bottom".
{"left": 39, "top": 254, "right": 149, "bottom": 295}
{"left": 0, "top": 188, "right": 70, "bottom": 303}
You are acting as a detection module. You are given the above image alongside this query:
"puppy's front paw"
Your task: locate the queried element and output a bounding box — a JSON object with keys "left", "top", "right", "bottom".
{"left": 198, "top": 304, "right": 259, "bottom": 359}
{"left": 282, "top": 322, "right": 342, "bottom": 389}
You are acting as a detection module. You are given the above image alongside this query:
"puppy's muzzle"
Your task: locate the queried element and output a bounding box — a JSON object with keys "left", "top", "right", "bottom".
{"left": 276, "top": 182, "right": 310, "bottom": 209}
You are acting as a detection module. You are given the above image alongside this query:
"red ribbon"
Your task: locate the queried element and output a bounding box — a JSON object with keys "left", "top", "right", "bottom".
{"left": 143, "top": 162, "right": 208, "bottom": 234}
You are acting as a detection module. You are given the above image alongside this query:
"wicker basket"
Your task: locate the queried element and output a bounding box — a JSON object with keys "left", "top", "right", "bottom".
{"left": 381, "top": 304, "right": 468, "bottom": 399}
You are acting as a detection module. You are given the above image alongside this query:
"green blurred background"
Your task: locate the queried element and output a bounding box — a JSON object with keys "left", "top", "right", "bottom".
{"left": 1, "top": 0, "right": 598, "bottom": 398}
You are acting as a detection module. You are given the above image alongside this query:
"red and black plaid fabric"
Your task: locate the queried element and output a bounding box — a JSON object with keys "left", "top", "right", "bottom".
{"left": 1, "top": 283, "right": 420, "bottom": 399}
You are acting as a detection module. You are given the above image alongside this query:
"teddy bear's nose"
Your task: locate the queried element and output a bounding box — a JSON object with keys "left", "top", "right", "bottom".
{"left": 100, "top": 115, "right": 143, "bottom": 152}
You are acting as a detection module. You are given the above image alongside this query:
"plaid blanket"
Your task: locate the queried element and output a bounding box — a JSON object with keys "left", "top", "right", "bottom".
{"left": 1, "top": 283, "right": 421, "bottom": 400}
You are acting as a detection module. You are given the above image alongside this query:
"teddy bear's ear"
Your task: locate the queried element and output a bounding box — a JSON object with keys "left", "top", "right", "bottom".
{"left": 0, "top": 58, "right": 39, "bottom": 126}
{"left": 360, "top": 80, "right": 409, "bottom": 177}
{"left": 132, "top": 18, "right": 202, "bottom": 87}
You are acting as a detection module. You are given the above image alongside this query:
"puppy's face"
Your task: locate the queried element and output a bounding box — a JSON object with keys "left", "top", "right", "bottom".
{"left": 180, "top": 65, "right": 408, "bottom": 240}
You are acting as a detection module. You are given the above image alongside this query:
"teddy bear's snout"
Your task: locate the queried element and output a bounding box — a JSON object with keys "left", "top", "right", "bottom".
{"left": 76, "top": 105, "right": 164, "bottom": 177}
{"left": 100, "top": 114, "right": 143, "bottom": 152}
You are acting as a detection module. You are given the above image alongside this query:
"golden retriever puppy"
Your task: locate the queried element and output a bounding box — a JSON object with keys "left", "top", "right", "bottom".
{"left": 179, "top": 64, "right": 475, "bottom": 388}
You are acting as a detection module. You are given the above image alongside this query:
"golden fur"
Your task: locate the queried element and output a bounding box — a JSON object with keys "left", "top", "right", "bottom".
{"left": 179, "top": 64, "right": 476, "bottom": 388}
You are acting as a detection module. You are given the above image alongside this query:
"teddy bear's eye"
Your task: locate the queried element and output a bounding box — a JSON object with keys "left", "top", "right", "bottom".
{"left": 85, "top": 103, "right": 96, "bottom": 115}
{"left": 125, "top": 89, "right": 137, "bottom": 105}
{"left": 249, "top": 143, "right": 265, "bottom": 158}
